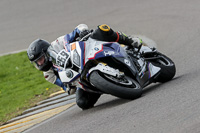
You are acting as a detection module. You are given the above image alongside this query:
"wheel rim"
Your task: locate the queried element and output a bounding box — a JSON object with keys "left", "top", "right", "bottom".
{"left": 157, "top": 56, "right": 172, "bottom": 66}
{"left": 103, "top": 74, "right": 133, "bottom": 86}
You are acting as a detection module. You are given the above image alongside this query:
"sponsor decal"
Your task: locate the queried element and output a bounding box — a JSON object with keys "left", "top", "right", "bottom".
{"left": 124, "top": 59, "right": 131, "bottom": 66}
{"left": 104, "top": 51, "right": 115, "bottom": 56}
{"left": 94, "top": 47, "right": 99, "bottom": 51}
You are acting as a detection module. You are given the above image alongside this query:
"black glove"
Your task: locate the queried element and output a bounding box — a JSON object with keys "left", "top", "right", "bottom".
{"left": 79, "top": 30, "right": 91, "bottom": 38}
{"left": 76, "top": 30, "right": 91, "bottom": 41}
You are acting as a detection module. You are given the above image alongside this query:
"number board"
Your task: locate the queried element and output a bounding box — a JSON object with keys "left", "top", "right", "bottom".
{"left": 56, "top": 49, "right": 70, "bottom": 68}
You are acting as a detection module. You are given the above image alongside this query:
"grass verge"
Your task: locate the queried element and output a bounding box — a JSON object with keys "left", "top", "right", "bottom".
{"left": 0, "top": 51, "right": 60, "bottom": 125}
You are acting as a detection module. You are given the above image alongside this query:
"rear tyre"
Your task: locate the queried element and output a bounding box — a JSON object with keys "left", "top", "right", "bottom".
{"left": 89, "top": 71, "right": 142, "bottom": 99}
{"left": 150, "top": 53, "right": 176, "bottom": 83}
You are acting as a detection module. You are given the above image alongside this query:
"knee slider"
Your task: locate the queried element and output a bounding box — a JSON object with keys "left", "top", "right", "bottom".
{"left": 99, "top": 24, "right": 111, "bottom": 32}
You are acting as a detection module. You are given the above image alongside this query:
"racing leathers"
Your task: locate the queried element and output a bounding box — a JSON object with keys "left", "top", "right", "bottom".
{"left": 43, "top": 24, "right": 89, "bottom": 93}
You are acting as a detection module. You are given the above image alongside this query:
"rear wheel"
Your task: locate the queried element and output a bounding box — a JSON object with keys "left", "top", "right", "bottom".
{"left": 89, "top": 71, "right": 142, "bottom": 99}
{"left": 150, "top": 53, "right": 176, "bottom": 83}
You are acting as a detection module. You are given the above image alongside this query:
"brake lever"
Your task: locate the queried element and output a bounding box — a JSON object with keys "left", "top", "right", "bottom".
{"left": 80, "top": 32, "right": 92, "bottom": 41}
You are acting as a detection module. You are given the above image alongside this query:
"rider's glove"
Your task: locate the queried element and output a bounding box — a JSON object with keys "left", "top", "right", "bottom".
{"left": 131, "top": 37, "right": 143, "bottom": 48}
{"left": 76, "top": 30, "right": 91, "bottom": 41}
{"left": 79, "top": 30, "right": 91, "bottom": 38}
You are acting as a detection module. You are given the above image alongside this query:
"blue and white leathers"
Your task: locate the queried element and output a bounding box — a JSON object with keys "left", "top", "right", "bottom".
{"left": 43, "top": 24, "right": 89, "bottom": 91}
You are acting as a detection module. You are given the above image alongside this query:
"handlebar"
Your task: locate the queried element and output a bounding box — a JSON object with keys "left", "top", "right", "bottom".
{"left": 80, "top": 32, "right": 92, "bottom": 41}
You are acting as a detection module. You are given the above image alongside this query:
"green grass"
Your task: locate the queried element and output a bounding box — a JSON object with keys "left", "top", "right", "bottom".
{"left": 0, "top": 51, "right": 60, "bottom": 125}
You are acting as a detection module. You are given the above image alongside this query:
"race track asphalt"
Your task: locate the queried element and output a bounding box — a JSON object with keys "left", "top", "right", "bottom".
{"left": 1, "top": 0, "right": 200, "bottom": 133}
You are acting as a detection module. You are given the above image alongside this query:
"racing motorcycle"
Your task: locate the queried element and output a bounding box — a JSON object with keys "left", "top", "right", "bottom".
{"left": 52, "top": 33, "right": 176, "bottom": 99}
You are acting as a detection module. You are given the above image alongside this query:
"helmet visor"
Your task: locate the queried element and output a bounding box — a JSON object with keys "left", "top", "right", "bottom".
{"left": 31, "top": 53, "right": 48, "bottom": 70}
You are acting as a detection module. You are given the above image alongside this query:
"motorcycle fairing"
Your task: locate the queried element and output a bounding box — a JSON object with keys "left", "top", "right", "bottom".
{"left": 84, "top": 38, "right": 126, "bottom": 63}
{"left": 62, "top": 37, "right": 161, "bottom": 87}
{"left": 64, "top": 35, "right": 71, "bottom": 52}
{"left": 72, "top": 38, "right": 131, "bottom": 71}
{"left": 69, "top": 41, "right": 85, "bottom": 69}
{"left": 139, "top": 62, "right": 161, "bottom": 87}
{"left": 83, "top": 38, "right": 139, "bottom": 81}
{"left": 59, "top": 68, "right": 81, "bottom": 83}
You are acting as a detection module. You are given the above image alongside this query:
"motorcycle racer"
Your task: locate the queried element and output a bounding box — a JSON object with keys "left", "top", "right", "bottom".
{"left": 27, "top": 24, "right": 143, "bottom": 109}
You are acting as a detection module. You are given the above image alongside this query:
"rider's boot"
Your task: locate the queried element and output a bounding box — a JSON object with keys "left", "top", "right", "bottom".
{"left": 91, "top": 24, "right": 142, "bottom": 48}
{"left": 139, "top": 45, "right": 154, "bottom": 54}
{"left": 117, "top": 31, "right": 142, "bottom": 48}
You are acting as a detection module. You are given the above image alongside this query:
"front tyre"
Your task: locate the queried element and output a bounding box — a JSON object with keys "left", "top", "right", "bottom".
{"left": 89, "top": 71, "right": 142, "bottom": 99}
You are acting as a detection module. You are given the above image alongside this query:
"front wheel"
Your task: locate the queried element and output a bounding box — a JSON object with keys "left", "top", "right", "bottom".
{"left": 89, "top": 71, "right": 142, "bottom": 99}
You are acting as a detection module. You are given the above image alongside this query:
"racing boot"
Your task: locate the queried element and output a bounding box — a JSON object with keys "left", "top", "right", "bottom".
{"left": 91, "top": 24, "right": 142, "bottom": 48}
{"left": 117, "top": 31, "right": 143, "bottom": 48}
